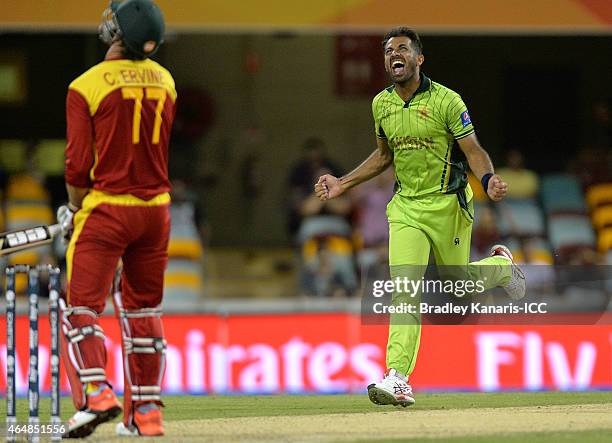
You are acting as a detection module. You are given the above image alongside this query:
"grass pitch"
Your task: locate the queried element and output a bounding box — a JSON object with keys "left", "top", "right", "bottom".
{"left": 2, "top": 392, "right": 611, "bottom": 442}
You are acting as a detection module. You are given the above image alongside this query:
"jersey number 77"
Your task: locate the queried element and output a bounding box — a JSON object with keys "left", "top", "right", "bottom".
{"left": 121, "top": 87, "right": 167, "bottom": 145}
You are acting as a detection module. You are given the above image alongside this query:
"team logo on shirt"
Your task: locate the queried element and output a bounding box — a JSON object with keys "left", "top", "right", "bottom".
{"left": 380, "top": 110, "right": 392, "bottom": 120}
{"left": 460, "top": 110, "right": 472, "bottom": 128}
{"left": 417, "top": 107, "right": 429, "bottom": 118}
{"left": 392, "top": 136, "right": 434, "bottom": 151}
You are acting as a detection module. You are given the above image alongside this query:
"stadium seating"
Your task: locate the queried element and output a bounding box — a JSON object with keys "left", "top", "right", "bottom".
{"left": 5, "top": 174, "right": 50, "bottom": 203}
{"left": 540, "top": 174, "right": 587, "bottom": 214}
{"left": 496, "top": 199, "right": 545, "bottom": 237}
{"left": 523, "top": 237, "right": 554, "bottom": 264}
{"left": 548, "top": 214, "right": 596, "bottom": 251}
{"left": 584, "top": 183, "right": 612, "bottom": 253}
{"left": 592, "top": 205, "right": 612, "bottom": 231}
{"left": 164, "top": 201, "right": 205, "bottom": 301}
{"left": 204, "top": 248, "right": 296, "bottom": 298}
{"left": 586, "top": 182, "right": 612, "bottom": 209}
{"left": 164, "top": 259, "right": 203, "bottom": 302}
{"left": 598, "top": 227, "right": 612, "bottom": 253}
{"left": 301, "top": 234, "right": 357, "bottom": 297}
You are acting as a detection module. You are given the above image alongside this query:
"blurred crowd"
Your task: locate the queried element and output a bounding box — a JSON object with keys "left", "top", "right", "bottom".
{"left": 286, "top": 137, "right": 394, "bottom": 297}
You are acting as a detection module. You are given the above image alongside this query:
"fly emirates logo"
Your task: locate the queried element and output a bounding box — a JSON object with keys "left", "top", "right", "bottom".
{"left": 111, "top": 331, "right": 383, "bottom": 394}
{"left": 475, "top": 331, "right": 605, "bottom": 391}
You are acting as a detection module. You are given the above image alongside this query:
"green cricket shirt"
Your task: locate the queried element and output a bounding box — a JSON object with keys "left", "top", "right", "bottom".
{"left": 372, "top": 75, "right": 475, "bottom": 197}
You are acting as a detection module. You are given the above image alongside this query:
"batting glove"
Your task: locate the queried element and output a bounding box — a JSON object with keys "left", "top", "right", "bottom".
{"left": 56, "top": 203, "right": 78, "bottom": 242}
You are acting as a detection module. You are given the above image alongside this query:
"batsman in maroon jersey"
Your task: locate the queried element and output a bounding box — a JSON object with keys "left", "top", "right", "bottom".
{"left": 57, "top": 0, "right": 174, "bottom": 438}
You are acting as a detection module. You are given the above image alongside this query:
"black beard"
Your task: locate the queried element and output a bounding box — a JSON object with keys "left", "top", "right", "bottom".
{"left": 388, "top": 70, "right": 415, "bottom": 86}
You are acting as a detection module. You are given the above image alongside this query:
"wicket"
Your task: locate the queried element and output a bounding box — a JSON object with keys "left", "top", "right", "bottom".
{"left": 5, "top": 265, "right": 61, "bottom": 442}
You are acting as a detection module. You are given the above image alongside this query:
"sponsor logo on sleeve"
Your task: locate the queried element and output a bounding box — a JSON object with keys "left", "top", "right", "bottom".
{"left": 460, "top": 110, "right": 472, "bottom": 128}
{"left": 461, "top": 111, "right": 472, "bottom": 128}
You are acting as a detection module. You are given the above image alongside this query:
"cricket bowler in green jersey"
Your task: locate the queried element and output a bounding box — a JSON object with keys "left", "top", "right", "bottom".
{"left": 314, "top": 27, "right": 525, "bottom": 407}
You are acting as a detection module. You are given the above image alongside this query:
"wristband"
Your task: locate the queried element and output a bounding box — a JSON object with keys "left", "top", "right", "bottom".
{"left": 481, "top": 173, "right": 493, "bottom": 193}
{"left": 68, "top": 202, "right": 80, "bottom": 212}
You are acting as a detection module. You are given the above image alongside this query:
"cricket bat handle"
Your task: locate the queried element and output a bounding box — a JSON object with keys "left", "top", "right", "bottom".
{"left": 48, "top": 224, "right": 62, "bottom": 238}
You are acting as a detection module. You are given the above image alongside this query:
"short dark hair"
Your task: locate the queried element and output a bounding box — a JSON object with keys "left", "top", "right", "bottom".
{"left": 382, "top": 27, "right": 423, "bottom": 54}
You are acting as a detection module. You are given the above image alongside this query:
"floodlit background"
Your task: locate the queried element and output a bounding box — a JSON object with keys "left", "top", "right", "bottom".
{"left": 0, "top": 0, "right": 611, "bottom": 395}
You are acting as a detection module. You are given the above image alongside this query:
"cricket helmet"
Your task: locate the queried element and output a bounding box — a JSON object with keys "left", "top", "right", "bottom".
{"left": 99, "top": 0, "right": 165, "bottom": 58}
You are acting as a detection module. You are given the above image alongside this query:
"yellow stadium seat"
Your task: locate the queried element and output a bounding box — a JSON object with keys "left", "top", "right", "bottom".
{"left": 586, "top": 183, "right": 612, "bottom": 209}
{"left": 8, "top": 250, "right": 43, "bottom": 294}
{"left": 530, "top": 249, "right": 554, "bottom": 264}
{"left": 302, "top": 238, "right": 318, "bottom": 260}
{"left": 510, "top": 249, "right": 524, "bottom": 264}
{"left": 167, "top": 238, "right": 203, "bottom": 260}
{"left": 598, "top": 227, "right": 612, "bottom": 252}
{"left": 302, "top": 236, "right": 353, "bottom": 260}
{"left": 6, "top": 174, "right": 50, "bottom": 201}
{"left": 9, "top": 274, "right": 29, "bottom": 295}
{"left": 164, "top": 272, "right": 202, "bottom": 288}
{"left": 9, "top": 250, "right": 40, "bottom": 266}
{"left": 6, "top": 205, "right": 53, "bottom": 225}
{"left": 592, "top": 205, "right": 612, "bottom": 231}
{"left": 326, "top": 236, "right": 353, "bottom": 255}
{"left": 352, "top": 231, "right": 364, "bottom": 251}
{"left": 164, "top": 259, "right": 203, "bottom": 300}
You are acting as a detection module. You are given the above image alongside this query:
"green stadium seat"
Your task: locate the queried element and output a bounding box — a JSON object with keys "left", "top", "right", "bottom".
{"left": 540, "top": 174, "right": 586, "bottom": 214}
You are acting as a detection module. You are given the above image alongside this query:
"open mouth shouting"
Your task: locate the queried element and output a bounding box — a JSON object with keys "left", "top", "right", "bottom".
{"left": 391, "top": 59, "right": 406, "bottom": 76}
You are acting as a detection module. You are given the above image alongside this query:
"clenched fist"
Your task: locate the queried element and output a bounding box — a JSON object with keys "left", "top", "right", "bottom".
{"left": 487, "top": 174, "right": 508, "bottom": 201}
{"left": 314, "top": 174, "right": 344, "bottom": 201}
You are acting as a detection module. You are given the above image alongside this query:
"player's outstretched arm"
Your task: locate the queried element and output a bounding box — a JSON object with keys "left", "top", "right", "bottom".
{"left": 458, "top": 133, "right": 508, "bottom": 202}
{"left": 314, "top": 138, "right": 393, "bottom": 201}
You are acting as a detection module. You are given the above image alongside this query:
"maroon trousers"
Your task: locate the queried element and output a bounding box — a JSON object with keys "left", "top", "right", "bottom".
{"left": 62, "top": 192, "right": 170, "bottom": 416}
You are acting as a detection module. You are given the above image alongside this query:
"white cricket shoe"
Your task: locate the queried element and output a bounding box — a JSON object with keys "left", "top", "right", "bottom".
{"left": 367, "top": 369, "right": 415, "bottom": 407}
{"left": 490, "top": 244, "right": 526, "bottom": 300}
{"left": 116, "top": 422, "right": 139, "bottom": 437}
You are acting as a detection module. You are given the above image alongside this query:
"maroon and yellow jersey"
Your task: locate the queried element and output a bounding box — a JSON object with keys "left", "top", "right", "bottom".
{"left": 65, "top": 58, "right": 177, "bottom": 200}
